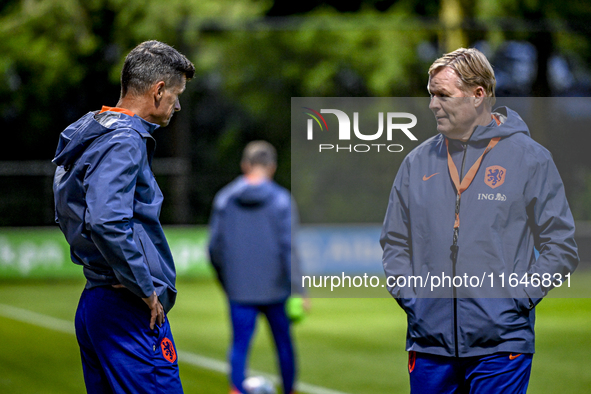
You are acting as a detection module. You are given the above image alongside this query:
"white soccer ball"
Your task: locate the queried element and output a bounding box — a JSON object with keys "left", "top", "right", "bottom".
{"left": 243, "top": 376, "right": 277, "bottom": 394}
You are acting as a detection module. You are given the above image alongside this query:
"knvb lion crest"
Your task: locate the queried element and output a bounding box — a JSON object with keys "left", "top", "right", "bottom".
{"left": 485, "top": 165, "right": 506, "bottom": 189}
{"left": 161, "top": 338, "right": 177, "bottom": 363}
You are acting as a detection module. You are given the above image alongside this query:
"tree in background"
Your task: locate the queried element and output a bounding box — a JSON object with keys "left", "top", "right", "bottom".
{"left": 1, "top": 0, "right": 591, "bottom": 225}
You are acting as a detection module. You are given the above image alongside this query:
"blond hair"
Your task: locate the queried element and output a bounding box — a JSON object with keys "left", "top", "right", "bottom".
{"left": 429, "top": 48, "right": 496, "bottom": 104}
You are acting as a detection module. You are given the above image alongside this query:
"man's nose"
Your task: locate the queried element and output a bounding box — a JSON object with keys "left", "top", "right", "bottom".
{"left": 429, "top": 96, "right": 440, "bottom": 111}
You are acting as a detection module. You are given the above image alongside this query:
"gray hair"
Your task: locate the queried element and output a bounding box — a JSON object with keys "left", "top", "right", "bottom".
{"left": 120, "top": 40, "right": 195, "bottom": 97}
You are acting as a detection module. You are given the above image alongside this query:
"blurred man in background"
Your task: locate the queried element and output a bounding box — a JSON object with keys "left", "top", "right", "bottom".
{"left": 208, "top": 141, "right": 306, "bottom": 394}
{"left": 380, "top": 48, "right": 578, "bottom": 393}
{"left": 53, "top": 40, "right": 194, "bottom": 393}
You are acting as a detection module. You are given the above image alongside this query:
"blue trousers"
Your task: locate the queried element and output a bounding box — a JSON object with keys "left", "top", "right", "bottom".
{"left": 409, "top": 351, "right": 533, "bottom": 394}
{"left": 229, "top": 302, "right": 295, "bottom": 394}
{"left": 75, "top": 286, "right": 183, "bottom": 394}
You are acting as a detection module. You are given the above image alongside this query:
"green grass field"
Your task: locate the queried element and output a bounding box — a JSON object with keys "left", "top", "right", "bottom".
{"left": 1, "top": 278, "right": 590, "bottom": 393}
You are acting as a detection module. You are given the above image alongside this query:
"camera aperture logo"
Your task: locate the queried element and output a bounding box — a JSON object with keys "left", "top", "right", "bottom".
{"left": 303, "top": 107, "right": 418, "bottom": 153}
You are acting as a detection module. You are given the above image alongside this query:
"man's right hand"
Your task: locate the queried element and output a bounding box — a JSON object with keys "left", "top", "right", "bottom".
{"left": 142, "top": 291, "right": 164, "bottom": 330}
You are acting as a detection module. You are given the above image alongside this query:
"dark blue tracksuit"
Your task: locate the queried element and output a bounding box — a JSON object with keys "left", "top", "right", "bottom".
{"left": 381, "top": 107, "right": 579, "bottom": 393}
{"left": 53, "top": 108, "right": 182, "bottom": 393}
{"left": 208, "top": 176, "right": 301, "bottom": 394}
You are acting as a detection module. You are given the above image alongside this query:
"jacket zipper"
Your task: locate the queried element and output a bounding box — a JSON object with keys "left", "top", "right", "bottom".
{"left": 452, "top": 142, "right": 468, "bottom": 357}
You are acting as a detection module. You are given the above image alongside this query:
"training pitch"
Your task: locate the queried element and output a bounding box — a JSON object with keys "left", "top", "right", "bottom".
{"left": 1, "top": 277, "right": 590, "bottom": 393}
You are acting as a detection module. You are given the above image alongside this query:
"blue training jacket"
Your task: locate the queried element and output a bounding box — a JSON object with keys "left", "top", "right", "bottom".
{"left": 53, "top": 110, "right": 178, "bottom": 313}
{"left": 208, "top": 176, "right": 302, "bottom": 304}
{"left": 380, "top": 106, "right": 579, "bottom": 357}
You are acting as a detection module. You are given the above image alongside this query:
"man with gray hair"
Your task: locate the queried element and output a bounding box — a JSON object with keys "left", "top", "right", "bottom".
{"left": 53, "top": 40, "right": 194, "bottom": 393}
{"left": 381, "top": 48, "right": 578, "bottom": 393}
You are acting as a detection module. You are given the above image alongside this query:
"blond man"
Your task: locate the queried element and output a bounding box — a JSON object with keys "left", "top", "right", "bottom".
{"left": 381, "top": 48, "right": 578, "bottom": 393}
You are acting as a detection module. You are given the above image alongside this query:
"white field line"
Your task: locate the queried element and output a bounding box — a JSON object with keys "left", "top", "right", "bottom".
{"left": 0, "top": 303, "right": 76, "bottom": 335}
{"left": 0, "top": 303, "right": 352, "bottom": 394}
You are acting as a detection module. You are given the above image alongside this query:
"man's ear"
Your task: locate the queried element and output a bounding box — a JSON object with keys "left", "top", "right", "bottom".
{"left": 154, "top": 81, "right": 166, "bottom": 102}
{"left": 473, "top": 86, "right": 486, "bottom": 107}
{"left": 241, "top": 161, "right": 251, "bottom": 175}
{"left": 267, "top": 164, "right": 277, "bottom": 178}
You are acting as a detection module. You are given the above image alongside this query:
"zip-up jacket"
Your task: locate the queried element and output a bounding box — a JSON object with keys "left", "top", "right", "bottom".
{"left": 53, "top": 109, "right": 178, "bottom": 313}
{"left": 208, "top": 176, "right": 303, "bottom": 304}
{"left": 380, "top": 106, "right": 579, "bottom": 357}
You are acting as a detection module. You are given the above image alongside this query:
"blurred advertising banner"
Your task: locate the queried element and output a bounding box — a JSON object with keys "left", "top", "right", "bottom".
{"left": 0, "top": 227, "right": 213, "bottom": 279}
{"left": 297, "top": 225, "right": 383, "bottom": 275}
